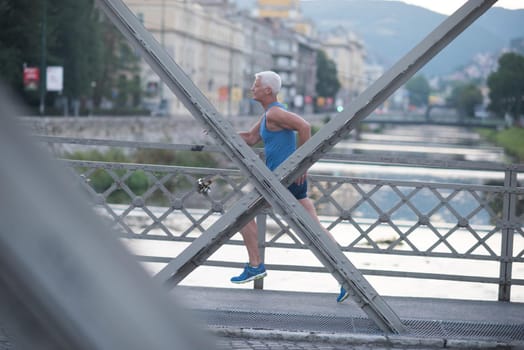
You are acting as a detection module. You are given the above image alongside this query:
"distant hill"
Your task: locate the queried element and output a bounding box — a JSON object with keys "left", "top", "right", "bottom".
{"left": 233, "top": 0, "right": 524, "bottom": 76}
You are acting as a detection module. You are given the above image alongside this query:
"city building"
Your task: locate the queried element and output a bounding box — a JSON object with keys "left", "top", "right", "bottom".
{"left": 253, "top": 1, "right": 318, "bottom": 113}
{"left": 254, "top": 1, "right": 366, "bottom": 112}
{"left": 124, "top": 0, "right": 365, "bottom": 117}
{"left": 125, "top": 0, "right": 245, "bottom": 116}
{"left": 254, "top": 0, "right": 301, "bottom": 19}
{"left": 294, "top": 31, "right": 318, "bottom": 114}
{"left": 229, "top": 14, "right": 274, "bottom": 115}
{"left": 320, "top": 27, "right": 366, "bottom": 109}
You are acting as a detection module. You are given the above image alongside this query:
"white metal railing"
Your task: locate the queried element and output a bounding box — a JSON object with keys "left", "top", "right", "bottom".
{"left": 40, "top": 136, "right": 524, "bottom": 302}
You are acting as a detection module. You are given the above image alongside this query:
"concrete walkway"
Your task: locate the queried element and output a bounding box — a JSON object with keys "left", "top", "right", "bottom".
{"left": 173, "top": 286, "right": 524, "bottom": 349}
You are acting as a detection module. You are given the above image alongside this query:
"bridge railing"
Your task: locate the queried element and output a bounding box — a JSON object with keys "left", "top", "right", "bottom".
{"left": 37, "top": 136, "right": 524, "bottom": 302}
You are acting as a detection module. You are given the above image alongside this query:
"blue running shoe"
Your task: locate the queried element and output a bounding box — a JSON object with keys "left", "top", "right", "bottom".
{"left": 230, "top": 263, "right": 267, "bottom": 284}
{"left": 337, "top": 286, "right": 349, "bottom": 303}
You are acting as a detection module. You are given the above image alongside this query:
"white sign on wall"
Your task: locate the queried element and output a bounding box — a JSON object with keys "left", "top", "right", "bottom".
{"left": 46, "top": 66, "right": 64, "bottom": 92}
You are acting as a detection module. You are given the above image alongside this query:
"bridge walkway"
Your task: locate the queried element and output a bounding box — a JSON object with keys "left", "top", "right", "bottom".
{"left": 174, "top": 286, "right": 524, "bottom": 349}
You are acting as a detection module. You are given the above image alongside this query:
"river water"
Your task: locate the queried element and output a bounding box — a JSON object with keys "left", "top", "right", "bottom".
{"left": 123, "top": 125, "right": 524, "bottom": 302}
{"left": 311, "top": 125, "right": 506, "bottom": 226}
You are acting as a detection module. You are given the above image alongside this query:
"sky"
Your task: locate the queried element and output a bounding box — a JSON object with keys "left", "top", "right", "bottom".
{"left": 391, "top": 0, "right": 524, "bottom": 15}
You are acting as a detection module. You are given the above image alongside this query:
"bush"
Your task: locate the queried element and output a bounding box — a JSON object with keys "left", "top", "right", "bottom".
{"left": 479, "top": 127, "right": 524, "bottom": 162}
{"left": 133, "top": 149, "right": 218, "bottom": 168}
{"left": 65, "top": 148, "right": 128, "bottom": 162}
{"left": 494, "top": 128, "right": 524, "bottom": 162}
{"left": 64, "top": 148, "right": 219, "bottom": 204}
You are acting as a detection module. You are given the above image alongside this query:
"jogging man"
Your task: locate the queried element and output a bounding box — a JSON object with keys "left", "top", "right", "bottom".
{"left": 231, "top": 71, "right": 349, "bottom": 303}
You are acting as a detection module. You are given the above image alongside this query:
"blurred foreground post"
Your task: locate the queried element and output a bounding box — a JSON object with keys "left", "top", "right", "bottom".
{"left": 0, "top": 85, "right": 214, "bottom": 350}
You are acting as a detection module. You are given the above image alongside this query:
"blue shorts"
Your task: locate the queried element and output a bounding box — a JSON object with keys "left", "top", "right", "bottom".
{"left": 288, "top": 180, "right": 308, "bottom": 200}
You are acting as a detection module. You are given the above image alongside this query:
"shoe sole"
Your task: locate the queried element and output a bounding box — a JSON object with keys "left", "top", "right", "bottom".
{"left": 337, "top": 292, "right": 350, "bottom": 303}
{"left": 231, "top": 271, "right": 267, "bottom": 284}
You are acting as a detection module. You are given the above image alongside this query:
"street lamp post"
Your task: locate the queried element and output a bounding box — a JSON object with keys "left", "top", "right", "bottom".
{"left": 159, "top": 0, "right": 165, "bottom": 105}
{"left": 39, "top": 0, "right": 47, "bottom": 116}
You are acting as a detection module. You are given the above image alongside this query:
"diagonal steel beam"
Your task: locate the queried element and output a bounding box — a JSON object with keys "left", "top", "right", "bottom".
{"left": 95, "top": 0, "right": 495, "bottom": 334}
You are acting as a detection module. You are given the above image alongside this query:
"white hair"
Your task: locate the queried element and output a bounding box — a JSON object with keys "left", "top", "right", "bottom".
{"left": 255, "top": 71, "right": 281, "bottom": 95}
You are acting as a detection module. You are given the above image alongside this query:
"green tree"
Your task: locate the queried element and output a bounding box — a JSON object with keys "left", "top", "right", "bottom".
{"left": 447, "top": 82, "right": 483, "bottom": 118}
{"left": 51, "top": 0, "right": 103, "bottom": 104}
{"left": 0, "top": 0, "right": 45, "bottom": 106}
{"left": 0, "top": 0, "right": 141, "bottom": 113}
{"left": 405, "top": 75, "right": 430, "bottom": 107}
{"left": 315, "top": 50, "right": 340, "bottom": 98}
{"left": 487, "top": 52, "right": 524, "bottom": 121}
{"left": 95, "top": 15, "right": 141, "bottom": 109}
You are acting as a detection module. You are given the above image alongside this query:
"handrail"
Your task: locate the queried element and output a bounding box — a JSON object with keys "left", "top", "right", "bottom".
{"left": 42, "top": 137, "right": 524, "bottom": 302}
{"left": 36, "top": 135, "right": 524, "bottom": 171}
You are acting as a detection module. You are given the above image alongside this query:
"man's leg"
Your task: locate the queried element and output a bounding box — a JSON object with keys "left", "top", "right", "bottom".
{"left": 299, "top": 197, "right": 350, "bottom": 302}
{"left": 239, "top": 219, "right": 261, "bottom": 266}
{"left": 298, "top": 197, "right": 334, "bottom": 240}
{"left": 230, "top": 219, "right": 267, "bottom": 284}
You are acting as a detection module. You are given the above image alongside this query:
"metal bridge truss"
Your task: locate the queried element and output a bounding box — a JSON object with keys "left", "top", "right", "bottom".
{"left": 94, "top": 0, "right": 500, "bottom": 334}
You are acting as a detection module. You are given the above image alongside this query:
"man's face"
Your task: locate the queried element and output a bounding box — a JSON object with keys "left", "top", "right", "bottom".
{"left": 250, "top": 77, "right": 269, "bottom": 102}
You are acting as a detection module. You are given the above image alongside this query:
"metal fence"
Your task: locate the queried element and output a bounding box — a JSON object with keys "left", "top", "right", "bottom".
{"left": 38, "top": 136, "right": 524, "bottom": 302}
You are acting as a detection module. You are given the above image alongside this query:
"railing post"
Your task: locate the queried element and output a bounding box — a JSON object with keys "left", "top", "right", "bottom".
{"left": 498, "top": 168, "right": 517, "bottom": 301}
{"left": 254, "top": 211, "right": 267, "bottom": 290}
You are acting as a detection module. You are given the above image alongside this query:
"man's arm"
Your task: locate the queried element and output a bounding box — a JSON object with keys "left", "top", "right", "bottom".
{"left": 267, "top": 109, "right": 311, "bottom": 146}
{"left": 267, "top": 109, "right": 311, "bottom": 185}
{"left": 238, "top": 117, "right": 263, "bottom": 146}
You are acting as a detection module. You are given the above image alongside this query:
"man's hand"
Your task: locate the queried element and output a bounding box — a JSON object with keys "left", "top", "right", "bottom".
{"left": 295, "top": 172, "right": 307, "bottom": 185}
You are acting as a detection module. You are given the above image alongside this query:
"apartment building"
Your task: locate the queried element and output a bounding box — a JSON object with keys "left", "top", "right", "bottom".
{"left": 230, "top": 14, "right": 274, "bottom": 115}
{"left": 257, "top": 20, "right": 317, "bottom": 113}
{"left": 254, "top": 0, "right": 301, "bottom": 19}
{"left": 123, "top": 0, "right": 365, "bottom": 117}
{"left": 320, "top": 27, "right": 366, "bottom": 108}
{"left": 254, "top": 1, "right": 365, "bottom": 112}
{"left": 124, "top": 0, "right": 246, "bottom": 116}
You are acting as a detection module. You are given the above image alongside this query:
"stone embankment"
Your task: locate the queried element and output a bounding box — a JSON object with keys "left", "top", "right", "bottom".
{"left": 19, "top": 114, "right": 260, "bottom": 153}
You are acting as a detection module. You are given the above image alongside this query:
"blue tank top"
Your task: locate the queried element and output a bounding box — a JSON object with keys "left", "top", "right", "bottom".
{"left": 259, "top": 102, "right": 296, "bottom": 171}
